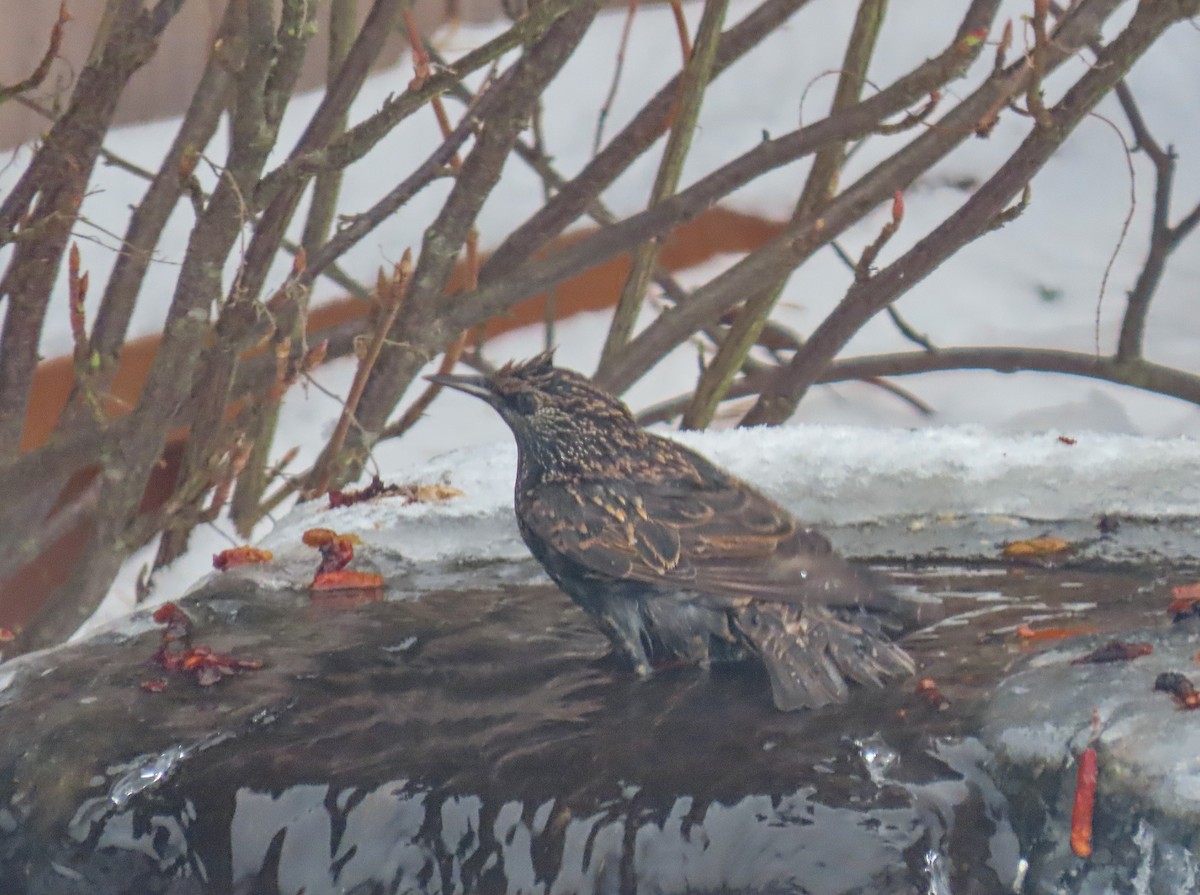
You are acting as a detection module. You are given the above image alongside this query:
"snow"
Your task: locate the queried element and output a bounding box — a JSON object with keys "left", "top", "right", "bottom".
{"left": 6, "top": 1, "right": 1199, "bottom": 630}
{"left": 86, "top": 417, "right": 1196, "bottom": 628}
{"left": 253, "top": 423, "right": 1200, "bottom": 569}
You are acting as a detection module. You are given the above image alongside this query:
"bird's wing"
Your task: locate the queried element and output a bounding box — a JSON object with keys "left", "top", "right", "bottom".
{"left": 521, "top": 474, "right": 883, "bottom": 611}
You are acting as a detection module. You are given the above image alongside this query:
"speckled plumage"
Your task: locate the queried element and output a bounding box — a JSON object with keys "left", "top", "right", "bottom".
{"left": 428, "top": 353, "right": 916, "bottom": 710}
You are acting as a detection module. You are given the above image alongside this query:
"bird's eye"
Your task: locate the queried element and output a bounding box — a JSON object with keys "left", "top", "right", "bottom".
{"left": 508, "top": 391, "right": 538, "bottom": 415}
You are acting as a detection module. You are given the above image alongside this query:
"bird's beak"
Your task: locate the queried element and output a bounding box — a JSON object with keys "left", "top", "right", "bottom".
{"left": 425, "top": 372, "right": 496, "bottom": 403}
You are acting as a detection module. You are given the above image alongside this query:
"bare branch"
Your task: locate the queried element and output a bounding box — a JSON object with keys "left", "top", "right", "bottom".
{"left": 380, "top": 232, "right": 480, "bottom": 442}
{"left": 481, "top": 0, "right": 823, "bottom": 280}
{"left": 438, "top": 1, "right": 999, "bottom": 385}
{"left": 639, "top": 343, "right": 1200, "bottom": 428}
{"left": 57, "top": 0, "right": 242, "bottom": 434}
{"left": 299, "top": 0, "right": 361, "bottom": 254}
{"left": 304, "top": 0, "right": 606, "bottom": 489}
{"left": 11, "top": 0, "right": 295, "bottom": 655}
{"left": 253, "top": 0, "right": 580, "bottom": 207}
{"left": 679, "top": 0, "right": 888, "bottom": 430}
{"left": 740, "top": 0, "right": 1191, "bottom": 427}
{"left": 0, "top": 2, "right": 70, "bottom": 105}
{"left": 0, "top": 0, "right": 187, "bottom": 459}
{"left": 599, "top": 0, "right": 730, "bottom": 372}
{"left": 223, "top": 0, "right": 401, "bottom": 314}
{"left": 817, "top": 347, "right": 1200, "bottom": 408}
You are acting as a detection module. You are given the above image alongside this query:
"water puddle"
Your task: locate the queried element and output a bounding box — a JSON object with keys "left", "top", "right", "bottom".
{"left": 0, "top": 556, "right": 1191, "bottom": 894}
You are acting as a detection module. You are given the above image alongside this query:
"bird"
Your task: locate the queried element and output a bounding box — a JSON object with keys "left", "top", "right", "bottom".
{"left": 427, "top": 352, "right": 920, "bottom": 711}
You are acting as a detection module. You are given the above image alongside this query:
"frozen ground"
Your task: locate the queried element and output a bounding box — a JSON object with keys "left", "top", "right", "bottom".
{"left": 3, "top": 1, "right": 1196, "bottom": 628}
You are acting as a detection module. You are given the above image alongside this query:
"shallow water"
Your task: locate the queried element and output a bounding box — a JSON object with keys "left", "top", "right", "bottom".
{"left": 0, "top": 558, "right": 1188, "bottom": 895}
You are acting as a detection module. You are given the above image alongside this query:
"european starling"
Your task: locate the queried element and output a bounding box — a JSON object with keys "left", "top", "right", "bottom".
{"left": 428, "top": 353, "right": 918, "bottom": 711}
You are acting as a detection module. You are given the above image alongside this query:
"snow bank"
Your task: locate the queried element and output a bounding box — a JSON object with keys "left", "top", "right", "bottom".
{"left": 258, "top": 424, "right": 1200, "bottom": 567}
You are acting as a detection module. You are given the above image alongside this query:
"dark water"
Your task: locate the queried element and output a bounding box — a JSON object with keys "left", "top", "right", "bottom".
{"left": 0, "top": 559, "right": 1181, "bottom": 895}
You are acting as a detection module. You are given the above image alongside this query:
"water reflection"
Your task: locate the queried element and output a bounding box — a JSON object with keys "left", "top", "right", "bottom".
{"left": 66, "top": 755, "right": 1006, "bottom": 895}
{"left": 222, "top": 782, "right": 917, "bottom": 893}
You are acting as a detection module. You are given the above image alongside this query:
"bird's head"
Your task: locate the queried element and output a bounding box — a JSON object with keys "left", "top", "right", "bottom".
{"left": 427, "top": 352, "right": 645, "bottom": 475}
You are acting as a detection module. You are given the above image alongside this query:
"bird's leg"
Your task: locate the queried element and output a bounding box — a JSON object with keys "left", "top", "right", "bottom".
{"left": 592, "top": 606, "right": 654, "bottom": 677}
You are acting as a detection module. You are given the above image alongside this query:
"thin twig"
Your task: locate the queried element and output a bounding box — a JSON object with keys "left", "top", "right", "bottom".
{"left": 0, "top": 3, "right": 70, "bottom": 105}
{"left": 636, "top": 368, "right": 935, "bottom": 426}
{"left": 529, "top": 101, "right": 559, "bottom": 349}
{"left": 830, "top": 240, "right": 937, "bottom": 351}
{"left": 594, "top": 0, "right": 639, "bottom": 157}
{"left": 1025, "top": 0, "right": 1054, "bottom": 128}
{"left": 884, "top": 306, "right": 936, "bottom": 352}
{"left": 1088, "top": 112, "right": 1136, "bottom": 355}
{"left": 667, "top": 0, "right": 693, "bottom": 58}
{"left": 379, "top": 227, "right": 481, "bottom": 441}
{"left": 854, "top": 191, "right": 905, "bottom": 283}
{"left": 306, "top": 253, "right": 413, "bottom": 498}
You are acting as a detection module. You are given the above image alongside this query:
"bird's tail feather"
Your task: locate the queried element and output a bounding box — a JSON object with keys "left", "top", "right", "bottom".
{"left": 734, "top": 604, "right": 914, "bottom": 711}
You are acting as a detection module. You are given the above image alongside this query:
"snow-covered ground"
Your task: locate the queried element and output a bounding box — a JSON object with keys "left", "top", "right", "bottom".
{"left": 5, "top": 1, "right": 1196, "bottom": 630}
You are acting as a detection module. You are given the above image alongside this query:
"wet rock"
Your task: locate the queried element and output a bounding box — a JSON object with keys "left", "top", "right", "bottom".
{"left": 0, "top": 570, "right": 1013, "bottom": 895}
{"left": 981, "top": 620, "right": 1200, "bottom": 893}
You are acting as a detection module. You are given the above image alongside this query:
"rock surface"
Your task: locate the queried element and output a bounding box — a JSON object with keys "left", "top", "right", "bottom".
{"left": 981, "top": 620, "right": 1200, "bottom": 893}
